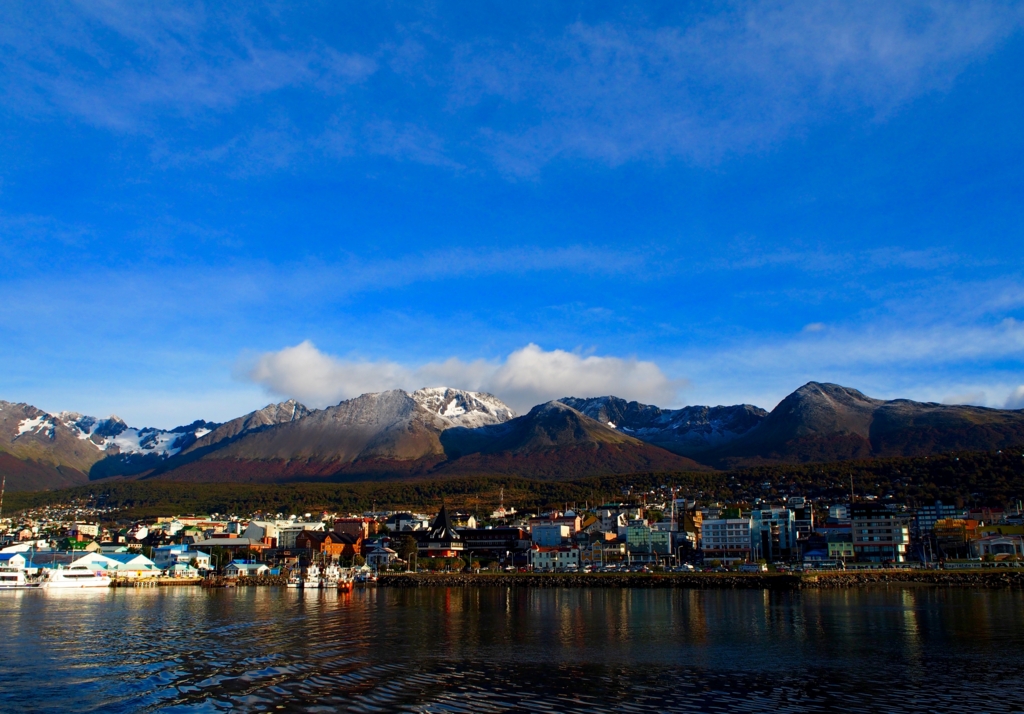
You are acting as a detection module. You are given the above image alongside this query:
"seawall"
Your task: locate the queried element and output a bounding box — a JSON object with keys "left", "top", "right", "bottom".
{"left": 378, "top": 571, "right": 1024, "bottom": 590}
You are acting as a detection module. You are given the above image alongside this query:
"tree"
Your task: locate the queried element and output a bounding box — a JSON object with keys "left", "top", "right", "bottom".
{"left": 353, "top": 554, "right": 365, "bottom": 567}
{"left": 397, "top": 535, "right": 418, "bottom": 561}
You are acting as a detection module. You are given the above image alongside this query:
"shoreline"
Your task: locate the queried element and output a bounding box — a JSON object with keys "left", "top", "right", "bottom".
{"left": 377, "top": 571, "right": 1024, "bottom": 590}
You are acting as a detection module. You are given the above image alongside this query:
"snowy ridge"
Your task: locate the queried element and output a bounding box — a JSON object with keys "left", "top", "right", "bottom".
{"left": 411, "top": 387, "right": 515, "bottom": 429}
{"left": 558, "top": 396, "right": 768, "bottom": 455}
{"left": 10, "top": 409, "right": 220, "bottom": 458}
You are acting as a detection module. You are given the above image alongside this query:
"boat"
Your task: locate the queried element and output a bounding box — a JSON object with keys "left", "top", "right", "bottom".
{"left": 0, "top": 568, "right": 41, "bottom": 590}
{"left": 286, "top": 570, "right": 303, "bottom": 588}
{"left": 338, "top": 568, "right": 354, "bottom": 593}
{"left": 41, "top": 566, "right": 112, "bottom": 589}
{"left": 323, "top": 564, "right": 340, "bottom": 589}
{"left": 303, "top": 563, "right": 322, "bottom": 590}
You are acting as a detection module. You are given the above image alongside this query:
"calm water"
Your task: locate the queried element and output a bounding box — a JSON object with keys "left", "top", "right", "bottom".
{"left": 1, "top": 586, "right": 1023, "bottom": 713}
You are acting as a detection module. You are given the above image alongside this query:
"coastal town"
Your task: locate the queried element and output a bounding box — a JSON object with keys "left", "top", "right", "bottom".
{"left": 2, "top": 487, "right": 1023, "bottom": 588}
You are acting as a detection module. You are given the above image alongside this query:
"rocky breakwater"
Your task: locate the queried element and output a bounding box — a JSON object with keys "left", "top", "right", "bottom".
{"left": 378, "top": 573, "right": 804, "bottom": 589}
{"left": 804, "top": 570, "right": 1024, "bottom": 589}
{"left": 379, "top": 570, "right": 1024, "bottom": 590}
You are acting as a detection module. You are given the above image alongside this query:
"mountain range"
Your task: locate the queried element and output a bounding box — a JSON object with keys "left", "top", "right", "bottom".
{"left": 3, "top": 382, "right": 1023, "bottom": 492}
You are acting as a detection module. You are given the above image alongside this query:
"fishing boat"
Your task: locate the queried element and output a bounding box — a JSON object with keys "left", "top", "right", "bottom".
{"left": 323, "top": 564, "right": 340, "bottom": 589}
{"left": 303, "top": 563, "right": 322, "bottom": 590}
{"left": 41, "top": 566, "right": 112, "bottom": 589}
{"left": 286, "top": 569, "right": 303, "bottom": 588}
{"left": 0, "top": 568, "right": 41, "bottom": 590}
{"left": 337, "top": 567, "right": 354, "bottom": 593}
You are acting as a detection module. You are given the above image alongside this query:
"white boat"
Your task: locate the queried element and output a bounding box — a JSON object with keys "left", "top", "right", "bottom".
{"left": 0, "top": 568, "right": 41, "bottom": 590}
{"left": 303, "top": 564, "right": 322, "bottom": 589}
{"left": 323, "top": 564, "right": 340, "bottom": 589}
{"left": 286, "top": 571, "right": 304, "bottom": 588}
{"left": 41, "top": 566, "right": 112, "bottom": 589}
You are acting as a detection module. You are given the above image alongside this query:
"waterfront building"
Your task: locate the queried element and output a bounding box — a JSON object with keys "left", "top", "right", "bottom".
{"left": 789, "top": 497, "right": 815, "bottom": 540}
{"left": 751, "top": 507, "right": 798, "bottom": 561}
{"left": 365, "top": 543, "right": 399, "bottom": 570}
{"left": 852, "top": 504, "right": 909, "bottom": 562}
{"left": 296, "top": 530, "right": 362, "bottom": 560}
{"left": 701, "top": 518, "right": 752, "bottom": 563}
{"left": 223, "top": 561, "right": 271, "bottom": 578}
{"left": 417, "top": 505, "right": 465, "bottom": 558}
{"left": 626, "top": 519, "right": 652, "bottom": 553}
{"left": 152, "top": 544, "right": 212, "bottom": 571}
{"left": 0, "top": 553, "right": 27, "bottom": 570}
{"left": 971, "top": 535, "right": 1024, "bottom": 559}
{"left": 529, "top": 544, "right": 580, "bottom": 571}
{"left": 457, "top": 527, "right": 530, "bottom": 564}
{"left": 827, "top": 534, "right": 855, "bottom": 562}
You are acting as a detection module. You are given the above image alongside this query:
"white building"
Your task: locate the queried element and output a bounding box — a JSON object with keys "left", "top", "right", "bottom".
{"left": 223, "top": 561, "right": 271, "bottom": 578}
{"left": 701, "top": 518, "right": 752, "bottom": 563}
{"left": 529, "top": 544, "right": 580, "bottom": 571}
{"left": 152, "top": 544, "right": 212, "bottom": 571}
{"left": 0, "top": 553, "right": 28, "bottom": 570}
{"left": 242, "top": 520, "right": 324, "bottom": 549}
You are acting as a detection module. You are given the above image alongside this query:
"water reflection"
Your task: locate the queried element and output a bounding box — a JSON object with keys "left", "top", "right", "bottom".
{"left": 1, "top": 587, "right": 1023, "bottom": 712}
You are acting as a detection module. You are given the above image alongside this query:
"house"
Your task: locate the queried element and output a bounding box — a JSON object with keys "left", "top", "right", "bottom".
{"left": 449, "top": 512, "right": 477, "bottom": 529}
{"left": 365, "top": 543, "right": 399, "bottom": 570}
{"left": 528, "top": 511, "right": 583, "bottom": 537}
{"left": 102, "top": 553, "right": 162, "bottom": 578}
{"left": 223, "top": 561, "right": 271, "bottom": 578}
{"left": 333, "top": 518, "right": 372, "bottom": 540}
{"left": 165, "top": 562, "right": 201, "bottom": 577}
{"left": 971, "top": 535, "right": 1024, "bottom": 560}
{"left": 0, "top": 553, "right": 27, "bottom": 570}
{"left": 152, "top": 544, "right": 212, "bottom": 571}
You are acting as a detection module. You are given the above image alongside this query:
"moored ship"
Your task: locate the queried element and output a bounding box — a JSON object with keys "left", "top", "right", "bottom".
{"left": 41, "top": 566, "right": 112, "bottom": 589}
{"left": 0, "top": 568, "right": 41, "bottom": 590}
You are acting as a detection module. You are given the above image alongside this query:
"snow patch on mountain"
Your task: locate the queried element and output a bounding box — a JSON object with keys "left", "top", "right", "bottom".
{"left": 411, "top": 387, "right": 515, "bottom": 429}
{"left": 17, "top": 416, "right": 53, "bottom": 438}
{"left": 9, "top": 409, "right": 222, "bottom": 459}
{"left": 559, "top": 396, "right": 767, "bottom": 455}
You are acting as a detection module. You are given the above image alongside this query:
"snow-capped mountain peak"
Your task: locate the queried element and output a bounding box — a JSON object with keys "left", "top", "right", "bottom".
{"left": 411, "top": 387, "right": 515, "bottom": 429}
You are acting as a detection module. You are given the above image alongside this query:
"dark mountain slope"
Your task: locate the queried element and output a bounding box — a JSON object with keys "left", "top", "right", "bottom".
{"left": 708, "top": 382, "right": 1024, "bottom": 467}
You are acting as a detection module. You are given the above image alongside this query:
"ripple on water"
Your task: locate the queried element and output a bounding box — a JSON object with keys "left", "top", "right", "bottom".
{"left": 2, "top": 587, "right": 1024, "bottom": 713}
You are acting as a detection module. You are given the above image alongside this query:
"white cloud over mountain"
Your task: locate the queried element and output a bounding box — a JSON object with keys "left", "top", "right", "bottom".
{"left": 244, "top": 341, "right": 681, "bottom": 414}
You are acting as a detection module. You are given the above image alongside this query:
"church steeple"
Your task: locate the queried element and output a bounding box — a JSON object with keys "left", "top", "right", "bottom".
{"left": 428, "top": 503, "right": 460, "bottom": 542}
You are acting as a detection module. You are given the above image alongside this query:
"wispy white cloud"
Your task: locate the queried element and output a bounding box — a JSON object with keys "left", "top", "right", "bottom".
{"left": 243, "top": 341, "right": 682, "bottom": 414}
{"left": 2, "top": 1, "right": 1019, "bottom": 175}
{"left": 452, "top": 1, "right": 1024, "bottom": 174}
{"left": 0, "top": 2, "right": 376, "bottom": 131}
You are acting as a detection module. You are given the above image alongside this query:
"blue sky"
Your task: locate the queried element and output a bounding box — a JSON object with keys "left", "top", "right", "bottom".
{"left": 1, "top": 1, "right": 1023, "bottom": 427}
